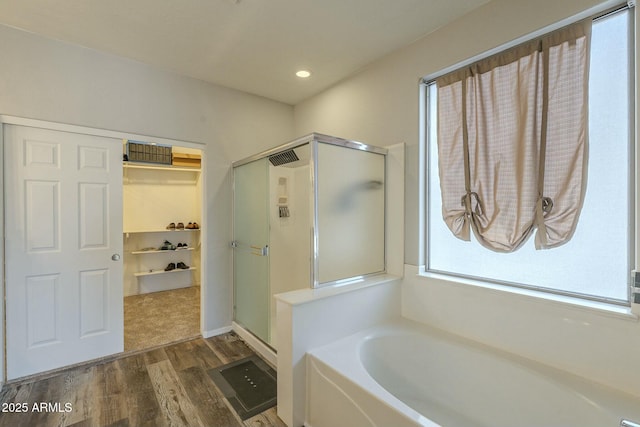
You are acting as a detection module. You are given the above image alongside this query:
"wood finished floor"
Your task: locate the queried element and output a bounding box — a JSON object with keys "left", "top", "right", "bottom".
{"left": 0, "top": 333, "right": 286, "bottom": 427}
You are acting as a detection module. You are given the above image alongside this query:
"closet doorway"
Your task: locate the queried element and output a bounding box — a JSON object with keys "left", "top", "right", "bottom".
{"left": 122, "top": 142, "right": 203, "bottom": 352}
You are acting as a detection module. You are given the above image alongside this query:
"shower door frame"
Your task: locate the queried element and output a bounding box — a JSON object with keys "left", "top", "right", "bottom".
{"left": 309, "top": 135, "right": 388, "bottom": 288}
{"left": 232, "top": 132, "right": 388, "bottom": 294}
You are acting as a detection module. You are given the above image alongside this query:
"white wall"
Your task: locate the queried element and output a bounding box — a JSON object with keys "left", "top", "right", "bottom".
{"left": 0, "top": 24, "right": 294, "bottom": 162}
{"left": 0, "top": 23, "right": 294, "bottom": 352}
{"left": 403, "top": 266, "right": 640, "bottom": 398}
{"left": 293, "top": 0, "right": 622, "bottom": 266}
{"left": 293, "top": 0, "right": 640, "bottom": 399}
{"left": 276, "top": 277, "right": 402, "bottom": 427}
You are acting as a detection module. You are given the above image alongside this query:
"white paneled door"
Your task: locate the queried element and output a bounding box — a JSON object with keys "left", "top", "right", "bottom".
{"left": 4, "top": 125, "right": 124, "bottom": 379}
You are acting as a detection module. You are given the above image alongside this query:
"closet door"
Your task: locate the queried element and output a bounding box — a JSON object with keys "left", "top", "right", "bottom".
{"left": 4, "top": 125, "right": 124, "bottom": 379}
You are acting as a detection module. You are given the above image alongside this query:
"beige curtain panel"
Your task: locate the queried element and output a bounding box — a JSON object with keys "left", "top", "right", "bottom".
{"left": 436, "top": 19, "right": 591, "bottom": 252}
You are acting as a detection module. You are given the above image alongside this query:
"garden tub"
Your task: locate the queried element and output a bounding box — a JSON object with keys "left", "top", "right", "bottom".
{"left": 306, "top": 319, "right": 640, "bottom": 427}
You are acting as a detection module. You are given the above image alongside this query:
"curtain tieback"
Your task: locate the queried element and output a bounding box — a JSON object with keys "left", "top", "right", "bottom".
{"left": 538, "top": 196, "right": 554, "bottom": 215}
{"left": 461, "top": 192, "right": 484, "bottom": 216}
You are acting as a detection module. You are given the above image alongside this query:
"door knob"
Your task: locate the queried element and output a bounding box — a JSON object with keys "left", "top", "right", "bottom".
{"left": 111, "top": 253, "right": 121, "bottom": 261}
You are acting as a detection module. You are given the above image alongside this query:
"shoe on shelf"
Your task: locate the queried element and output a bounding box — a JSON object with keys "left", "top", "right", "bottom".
{"left": 165, "top": 262, "right": 176, "bottom": 271}
{"left": 166, "top": 222, "right": 176, "bottom": 230}
{"left": 192, "top": 222, "right": 200, "bottom": 229}
{"left": 186, "top": 222, "right": 194, "bottom": 229}
{"left": 176, "top": 243, "right": 187, "bottom": 249}
{"left": 176, "top": 262, "right": 189, "bottom": 269}
{"left": 177, "top": 222, "right": 185, "bottom": 230}
{"left": 160, "top": 240, "right": 176, "bottom": 250}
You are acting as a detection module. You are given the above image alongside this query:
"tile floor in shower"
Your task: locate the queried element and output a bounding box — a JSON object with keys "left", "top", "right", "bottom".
{"left": 124, "top": 285, "right": 201, "bottom": 352}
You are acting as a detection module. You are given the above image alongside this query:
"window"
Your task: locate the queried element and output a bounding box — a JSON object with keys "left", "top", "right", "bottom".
{"left": 424, "top": 6, "right": 633, "bottom": 304}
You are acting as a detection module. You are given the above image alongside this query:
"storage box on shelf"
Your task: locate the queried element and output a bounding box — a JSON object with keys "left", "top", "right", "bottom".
{"left": 172, "top": 153, "right": 201, "bottom": 168}
{"left": 126, "top": 140, "right": 172, "bottom": 165}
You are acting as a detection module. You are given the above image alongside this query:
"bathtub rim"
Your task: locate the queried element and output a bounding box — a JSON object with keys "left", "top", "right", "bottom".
{"left": 306, "top": 317, "right": 640, "bottom": 426}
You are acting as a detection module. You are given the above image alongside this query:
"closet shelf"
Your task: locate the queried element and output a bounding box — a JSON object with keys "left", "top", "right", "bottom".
{"left": 123, "top": 162, "right": 200, "bottom": 173}
{"left": 123, "top": 161, "right": 200, "bottom": 184}
{"left": 124, "top": 229, "right": 201, "bottom": 235}
{"left": 131, "top": 247, "right": 195, "bottom": 255}
{"left": 134, "top": 267, "right": 197, "bottom": 277}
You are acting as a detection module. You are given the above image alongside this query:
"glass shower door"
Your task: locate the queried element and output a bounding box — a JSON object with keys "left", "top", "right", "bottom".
{"left": 233, "top": 158, "right": 270, "bottom": 343}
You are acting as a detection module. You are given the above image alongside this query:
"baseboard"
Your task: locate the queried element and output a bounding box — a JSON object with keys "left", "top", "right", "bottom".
{"left": 202, "top": 325, "right": 233, "bottom": 338}
{"left": 232, "top": 322, "right": 277, "bottom": 367}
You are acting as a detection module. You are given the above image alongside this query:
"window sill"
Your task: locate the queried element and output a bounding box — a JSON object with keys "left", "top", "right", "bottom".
{"left": 417, "top": 268, "right": 638, "bottom": 322}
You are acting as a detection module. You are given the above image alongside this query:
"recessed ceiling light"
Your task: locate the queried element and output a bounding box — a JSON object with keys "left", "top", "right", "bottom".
{"left": 296, "top": 70, "right": 311, "bottom": 78}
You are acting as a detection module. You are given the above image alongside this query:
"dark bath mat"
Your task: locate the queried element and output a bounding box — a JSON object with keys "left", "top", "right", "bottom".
{"left": 208, "top": 355, "right": 277, "bottom": 420}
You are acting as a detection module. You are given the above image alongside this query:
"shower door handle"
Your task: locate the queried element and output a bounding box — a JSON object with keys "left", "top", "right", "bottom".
{"left": 251, "top": 245, "right": 269, "bottom": 256}
{"left": 230, "top": 241, "right": 269, "bottom": 256}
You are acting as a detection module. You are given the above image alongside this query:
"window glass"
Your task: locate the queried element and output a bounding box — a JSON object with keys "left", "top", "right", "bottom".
{"left": 426, "top": 9, "right": 631, "bottom": 302}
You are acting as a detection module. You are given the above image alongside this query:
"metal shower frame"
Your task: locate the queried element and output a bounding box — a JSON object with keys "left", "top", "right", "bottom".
{"left": 232, "top": 132, "right": 388, "bottom": 288}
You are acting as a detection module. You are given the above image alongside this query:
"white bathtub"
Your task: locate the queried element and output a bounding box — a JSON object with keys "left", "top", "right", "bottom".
{"left": 306, "top": 319, "right": 640, "bottom": 427}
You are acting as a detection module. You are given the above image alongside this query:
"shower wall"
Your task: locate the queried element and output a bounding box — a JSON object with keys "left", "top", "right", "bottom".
{"left": 269, "top": 164, "right": 311, "bottom": 346}
{"left": 269, "top": 165, "right": 311, "bottom": 295}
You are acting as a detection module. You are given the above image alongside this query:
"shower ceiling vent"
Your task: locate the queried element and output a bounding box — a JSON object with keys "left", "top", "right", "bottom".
{"left": 269, "top": 149, "right": 299, "bottom": 166}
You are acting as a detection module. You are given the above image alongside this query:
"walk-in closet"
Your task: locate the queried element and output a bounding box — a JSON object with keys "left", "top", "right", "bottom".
{"left": 122, "top": 140, "right": 203, "bottom": 351}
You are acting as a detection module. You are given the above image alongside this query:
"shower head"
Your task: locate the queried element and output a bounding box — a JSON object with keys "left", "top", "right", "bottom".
{"left": 269, "top": 149, "right": 299, "bottom": 166}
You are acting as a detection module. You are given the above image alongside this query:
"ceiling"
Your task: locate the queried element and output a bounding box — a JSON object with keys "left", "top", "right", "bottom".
{"left": 0, "top": 0, "right": 489, "bottom": 105}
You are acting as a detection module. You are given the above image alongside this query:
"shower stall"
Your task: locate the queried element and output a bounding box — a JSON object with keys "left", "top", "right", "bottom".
{"left": 232, "top": 133, "right": 387, "bottom": 348}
